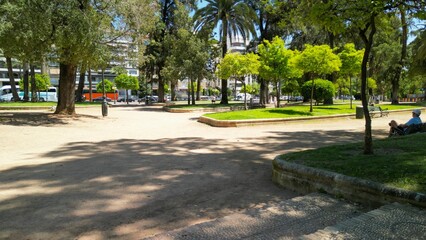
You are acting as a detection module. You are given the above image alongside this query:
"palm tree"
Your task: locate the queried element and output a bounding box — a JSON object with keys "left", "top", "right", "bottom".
{"left": 194, "top": 0, "right": 257, "bottom": 104}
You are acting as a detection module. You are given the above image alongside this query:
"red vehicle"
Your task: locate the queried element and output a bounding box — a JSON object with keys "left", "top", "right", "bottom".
{"left": 82, "top": 89, "right": 119, "bottom": 102}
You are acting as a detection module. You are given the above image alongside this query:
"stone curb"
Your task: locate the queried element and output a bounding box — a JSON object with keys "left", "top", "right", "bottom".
{"left": 198, "top": 108, "right": 426, "bottom": 127}
{"left": 272, "top": 157, "right": 426, "bottom": 209}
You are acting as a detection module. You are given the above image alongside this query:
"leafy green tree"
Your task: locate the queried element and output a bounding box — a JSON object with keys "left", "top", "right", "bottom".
{"left": 295, "top": 44, "right": 341, "bottom": 112}
{"left": 162, "top": 28, "right": 210, "bottom": 105}
{"left": 338, "top": 43, "right": 364, "bottom": 108}
{"left": 409, "top": 29, "right": 426, "bottom": 77}
{"left": 96, "top": 80, "right": 114, "bottom": 94}
{"left": 0, "top": 1, "right": 51, "bottom": 102}
{"left": 240, "top": 82, "right": 260, "bottom": 96}
{"left": 282, "top": 79, "right": 300, "bottom": 101}
{"left": 18, "top": 73, "right": 51, "bottom": 101}
{"left": 160, "top": 2, "right": 210, "bottom": 105}
{"left": 216, "top": 52, "right": 260, "bottom": 109}
{"left": 258, "top": 36, "right": 302, "bottom": 108}
{"left": 194, "top": 0, "right": 258, "bottom": 104}
{"left": 143, "top": 0, "right": 195, "bottom": 103}
{"left": 301, "top": 79, "right": 335, "bottom": 105}
{"left": 115, "top": 74, "right": 139, "bottom": 104}
{"left": 302, "top": 0, "right": 425, "bottom": 154}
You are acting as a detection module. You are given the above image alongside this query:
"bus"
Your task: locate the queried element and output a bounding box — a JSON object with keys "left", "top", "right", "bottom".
{"left": 0, "top": 85, "right": 58, "bottom": 102}
{"left": 81, "top": 88, "right": 119, "bottom": 101}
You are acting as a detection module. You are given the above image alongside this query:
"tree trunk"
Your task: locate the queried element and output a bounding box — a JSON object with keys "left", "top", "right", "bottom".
{"left": 259, "top": 78, "right": 266, "bottom": 105}
{"left": 191, "top": 78, "right": 195, "bottom": 105}
{"left": 171, "top": 81, "right": 176, "bottom": 101}
{"left": 76, "top": 68, "right": 86, "bottom": 102}
{"left": 30, "top": 65, "right": 38, "bottom": 102}
{"left": 88, "top": 67, "right": 92, "bottom": 102}
{"left": 242, "top": 79, "right": 247, "bottom": 110}
{"left": 54, "top": 63, "right": 77, "bottom": 115}
{"left": 220, "top": 19, "right": 229, "bottom": 105}
{"left": 276, "top": 81, "right": 281, "bottom": 108}
{"left": 310, "top": 79, "right": 315, "bottom": 112}
{"left": 23, "top": 62, "right": 30, "bottom": 102}
{"left": 157, "top": 76, "right": 165, "bottom": 103}
{"left": 5, "top": 56, "right": 20, "bottom": 101}
{"left": 349, "top": 76, "right": 353, "bottom": 109}
{"left": 196, "top": 78, "right": 201, "bottom": 101}
{"left": 359, "top": 15, "right": 377, "bottom": 155}
{"left": 391, "top": 6, "right": 408, "bottom": 105}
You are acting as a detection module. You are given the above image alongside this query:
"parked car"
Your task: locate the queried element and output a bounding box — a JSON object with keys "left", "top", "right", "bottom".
{"left": 290, "top": 96, "right": 304, "bottom": 101}
{"left": 118, "top": 96, "right": 139, "bottom": 102}
{"left": 93, "top": 96, "right": 112, "bottom": 102}
{"left": 338, "top": 95, "right": 355, "bottom": 100}
{"left": 138, "top": 95, "right": 158, "bottom": 103}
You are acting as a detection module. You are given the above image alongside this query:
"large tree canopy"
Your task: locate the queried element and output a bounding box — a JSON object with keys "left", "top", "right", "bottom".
{"left": 194, "top": 0, "right": 258, "bottom": 104}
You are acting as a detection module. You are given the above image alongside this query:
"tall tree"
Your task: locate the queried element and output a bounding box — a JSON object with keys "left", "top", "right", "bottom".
{"left": 338, "top": 43, "right": 364, "bottom": 109}
{"left": 115, "top": 74, "right": 139, "bottom": 104}
{"left": 143, "top": 0, "right": 195, "bottom": 103}
{"left": 194, "top": 0, "right": 258, "bottom": 104}
{"left": 216, "top": 52, "right": 260, "bottom": 109}
{"left": 390, "top": 5, "right": 409, "bottom": 104}
{"left": 301, "top": 0, "right": 426, "bottom": 154}
{"left": 258, "top": 36, "right": 302, "bottom": 108}
{"left": 295, "top": 44, "right": 341, "bottom": 112}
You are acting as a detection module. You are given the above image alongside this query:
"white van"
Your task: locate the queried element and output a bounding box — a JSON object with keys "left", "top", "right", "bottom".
{"left": 0, "top": 85, "right": 58, "bottom": 102}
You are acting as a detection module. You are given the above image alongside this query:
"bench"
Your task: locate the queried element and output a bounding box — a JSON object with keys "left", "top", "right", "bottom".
{"left": 368, "top": 106, "right": 389, "bottom": 118}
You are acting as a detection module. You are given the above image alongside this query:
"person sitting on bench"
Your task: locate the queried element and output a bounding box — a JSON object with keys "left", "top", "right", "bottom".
{"left": 388, "top": 109, "right": 422, "bottom": 136}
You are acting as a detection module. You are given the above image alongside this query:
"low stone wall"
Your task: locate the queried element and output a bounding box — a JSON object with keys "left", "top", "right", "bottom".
{"left": 198, "top": 114, "right": 354, "bottom": 127}
{"left": 272, "top": 157, "right": 426, "bottom": 209}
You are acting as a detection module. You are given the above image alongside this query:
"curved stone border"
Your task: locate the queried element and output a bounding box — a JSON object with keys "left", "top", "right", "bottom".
{"left": 272, "top": 157, "right": 426, "bottom": 208}
{"left": 198, "top": 114, "right": 354, "bottom": 127}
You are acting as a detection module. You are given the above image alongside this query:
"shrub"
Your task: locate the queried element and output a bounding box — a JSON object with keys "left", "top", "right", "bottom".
{"left": 302, "top": 79, "right": 335, "bottom": 104}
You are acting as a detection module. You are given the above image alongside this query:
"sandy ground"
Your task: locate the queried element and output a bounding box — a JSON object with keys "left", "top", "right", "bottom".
{"left": 0, "top": 105, "right": 407, "bottom": 239}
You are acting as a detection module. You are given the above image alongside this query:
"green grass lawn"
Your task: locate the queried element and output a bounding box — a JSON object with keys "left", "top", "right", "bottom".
{"left": 279, "top": 133, "right": 426, "bottom": 193}
{"left": 204, "top": 102, "right": 426, "bottom": 120}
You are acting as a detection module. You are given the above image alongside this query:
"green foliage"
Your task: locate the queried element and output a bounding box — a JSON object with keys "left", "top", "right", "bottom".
{"left": 409, "top": 29, "right": 426, "bottom": 77}
{"left": 193, "top": 0, "right": 258, "bottom": 104}
{"left": 338, "top": 43, "right": 364, "bottom": 77}
{"left": 258, "top": 36, "right": 301, "bottom": 82}
{"left": 301, "top": 79, "right": 335, "bottom": 103}
{"left": 162, "top": 28, "right": 210, "bottom": 84}
{"left": 367, "top": 77, "right": 377, "bottom": 91}
{"left": 282, "top": 79, "right": 300, "bottom": 95}
{"left": 208, "top": 88, "right": 220, "bottom": 96}
{"left": 295, "top": 44, "right": 341, "bottom": 76}
{"left": 96, "top": 79, "right": 114, "bottom": 93}
{"left": 111, "top": 66, "right": 128, "bottom": 76}
{"left": 19, "top": 74, "right": 51, "bottom": 91}
{"left": 114, "top": 74, "right": 139, "bottom": 91}
{"left": 335, "top": 77, "right": 350, "bottom": 96}
{"left": 216, "top": 52, "right": 260, "bottom": 80}
{"left": 240, "top": 82, "right": 260, "bottom": 95}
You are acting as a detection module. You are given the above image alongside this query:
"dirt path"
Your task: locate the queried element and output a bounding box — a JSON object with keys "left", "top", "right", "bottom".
{"left": 0, "top": 105, "right": 404, "bottom": 239}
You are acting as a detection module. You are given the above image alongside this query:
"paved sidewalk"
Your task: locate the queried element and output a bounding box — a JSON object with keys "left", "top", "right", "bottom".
{"left": 0, "top": 106, "right": 410, "bottom": 239}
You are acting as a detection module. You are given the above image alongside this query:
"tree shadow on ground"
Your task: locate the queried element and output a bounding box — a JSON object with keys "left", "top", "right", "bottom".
{"left": 0, "top": 112, "right": 100, "bottom": 127}
{"left": 0, "top": 129, "right": 383, "bottom": 239}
